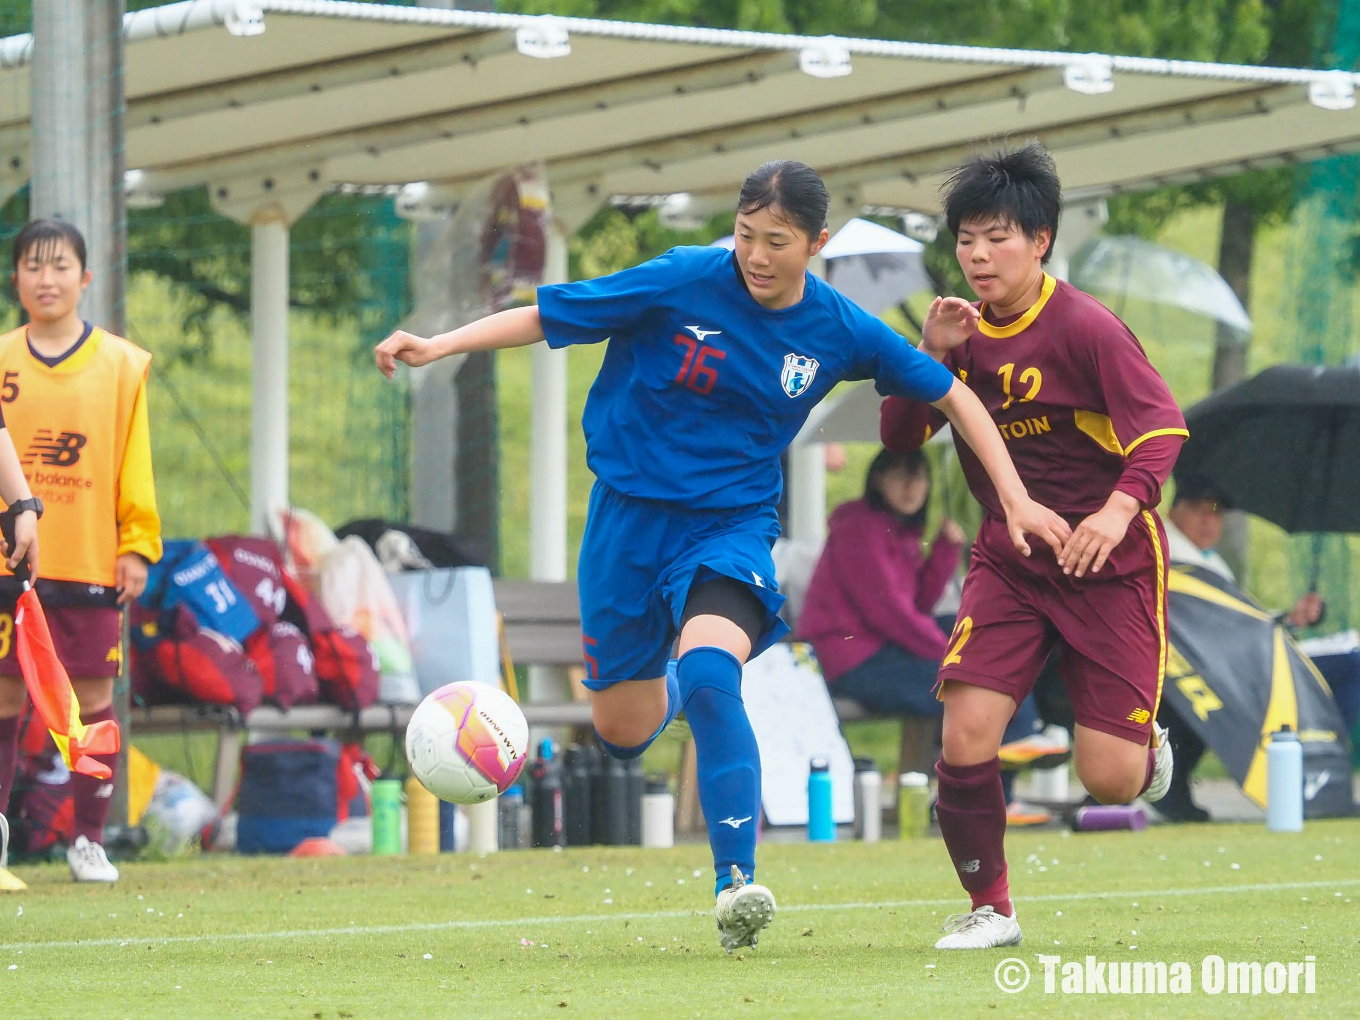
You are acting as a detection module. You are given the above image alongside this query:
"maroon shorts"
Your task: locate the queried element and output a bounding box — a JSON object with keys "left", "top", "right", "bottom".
{"left": 937, "top": 511, "right": 1169, "bottom": 744}
{"left": 0, "top": 602, "right": 123, "bottom": 680}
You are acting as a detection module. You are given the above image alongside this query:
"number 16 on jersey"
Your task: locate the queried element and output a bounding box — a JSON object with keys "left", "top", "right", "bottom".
{"left": 672, "top": 334, "right": 726, "bottom": 395}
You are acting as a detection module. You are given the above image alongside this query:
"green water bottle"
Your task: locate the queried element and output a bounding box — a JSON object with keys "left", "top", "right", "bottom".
{"left": 371, "top": 777, "right": 404, "bottom": 855}
{"left": 898, "top": 771, "right": 930, "bottom": 839}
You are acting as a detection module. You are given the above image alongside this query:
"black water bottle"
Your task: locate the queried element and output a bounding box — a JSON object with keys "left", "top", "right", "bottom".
{"left": 563, "top": 744, "right": 594, "bottom": 846}
{"left": 624, "top": 758, "right": 645, "bottom": 846}
{"left": 529, "top": 739, "right": 565, "bottom": 848}
{"left": 593, "top": 753, "right": 631, "bottom": 845}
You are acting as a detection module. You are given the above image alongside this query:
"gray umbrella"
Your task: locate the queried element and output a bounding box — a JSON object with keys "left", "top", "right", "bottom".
{"left": 1072, "top": 235, "right": 1252, "bottom": 336}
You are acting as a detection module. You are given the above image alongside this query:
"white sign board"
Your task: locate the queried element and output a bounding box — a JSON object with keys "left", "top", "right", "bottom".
{"left": 742, "top": 642, "right": 856, "bottom": 827}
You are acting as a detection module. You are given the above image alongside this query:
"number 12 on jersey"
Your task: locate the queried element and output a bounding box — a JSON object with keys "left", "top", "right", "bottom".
{"left": 672, "top": 334, "right": 726, "bottom": 395}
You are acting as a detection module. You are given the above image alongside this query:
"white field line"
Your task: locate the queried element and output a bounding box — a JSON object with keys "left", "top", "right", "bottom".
{"left": 2, "top": 876, "right": 1357, "bottom": 953}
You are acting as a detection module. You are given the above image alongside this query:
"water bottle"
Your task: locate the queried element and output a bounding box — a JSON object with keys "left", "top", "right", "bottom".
{"left": 563, "top": 744, "right": 595, "bottom": 846}
{"left": 1266, "top": 724, "right": 1304, "bottom": 832}
{"left": 437, "top": 801, "right": 469, "bottom": 852}
{"left": 898, "top": 771, "right": 930, "bottom": 839}
{"left": 641, "top": 773, "right": 675, "bottom": 848}
{"left": 499, "top": 784, "right": 525, "bottom": 850}
{"left": 1073, "top": 804, "right": 1147, "bottom": 832}
{"left": 529, "top": 739, "right": 565, "bottom": 848}
{"left": 405, "top": 774, "right": 440, "bottom": 855}
{"left": 852, "top": 757, "right": 882, "bottom": 843}
{"left": 438, "top": 800, "right": 458, "bottom": 852}
{"left": 807, "top": 756, "right": 834, "bottom": 842}
{"left": 466, "top": 798, "right": 499, "bottom": 854}
{"left": 625, "top": 758, "right": 646, "bottom": 846}
{"left": 593, "top": 754, "right": 631, "bottom": 845}
{"left": 370, "top": 777, "right": 404, "bottom": 855}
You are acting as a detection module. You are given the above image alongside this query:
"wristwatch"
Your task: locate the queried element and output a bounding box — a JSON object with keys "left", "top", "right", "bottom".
{"left": 9, "top": 497, "right": 43, "bottom": 519}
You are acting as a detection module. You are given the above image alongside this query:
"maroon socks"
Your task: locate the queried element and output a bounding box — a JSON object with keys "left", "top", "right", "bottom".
{"left": 934, "top": 756, "right": 1012, "bottom": 917}
{"left": 71, "top": 704, "right": 119, "bottom": 843}
{"left": 0, "top": 714, "right": 17, "bottom": 814}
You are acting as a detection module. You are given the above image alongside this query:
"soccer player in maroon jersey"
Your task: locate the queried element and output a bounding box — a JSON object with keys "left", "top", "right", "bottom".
{"left": 881, "top": 142, "right": 1187, "bottom": 949}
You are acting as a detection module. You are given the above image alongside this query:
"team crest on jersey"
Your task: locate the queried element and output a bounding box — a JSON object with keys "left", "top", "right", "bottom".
{"left": 780, "top": 354, "right": 819, "bottom": 398}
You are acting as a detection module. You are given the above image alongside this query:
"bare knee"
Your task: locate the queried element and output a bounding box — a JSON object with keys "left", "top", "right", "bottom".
{"left": 1073, "top": 725, "right": 1149, "bottom": 804}
{"left": 593, "top": 712, "right": 662, "bottom": 749}
{"left": 70, "top": 678, "right": 115, "bottom": 715}
{"left": 1078, "top": 768, "right": 1144, "bottom": 805}
{"left": 941, "top": 714, "right": 1001, "bottom": 766}
{"left": 939, "top": 683, "right": 1015, "bottom": 766}
{"left": 590, "top": 677, "right": 668, "bottom": 749}
{"left": 0, "top": 676, "right": 24, "bottom": 717}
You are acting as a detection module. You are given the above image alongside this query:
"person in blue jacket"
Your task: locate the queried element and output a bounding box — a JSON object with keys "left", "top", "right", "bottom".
{"left": 376, "top": 160, "right": 1068, "bottom": 953}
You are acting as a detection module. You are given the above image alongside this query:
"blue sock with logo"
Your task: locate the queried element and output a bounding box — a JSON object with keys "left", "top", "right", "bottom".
{"left": 677, "top": 646, "right": 759, "bottom": 895}
{"left": 595, "top": 660, "right": 681, "bottom": 760}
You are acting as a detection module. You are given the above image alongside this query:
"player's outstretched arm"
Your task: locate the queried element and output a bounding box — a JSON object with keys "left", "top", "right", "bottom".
{"left": 0, "top": 427, "right": 38, "bottom": 577}
{"left": 375, "top": 305, "right": 545, "bottom": 378}
{"left": 932, "top": 379, "right": 1070, "bottom": 558}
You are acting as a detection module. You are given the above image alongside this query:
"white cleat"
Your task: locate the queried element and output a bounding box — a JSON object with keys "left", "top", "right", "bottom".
{"left": 67, "top": 835, "right": 119, "bottom": 883}
{"left": 935, "top": 905, "right": 1022, "bottom": 950}
{"left": 715, "top": 865, "right": 775, "bottom": 953}
{"left": 1143, "top": 722, "right": 1174, "bottom": 803}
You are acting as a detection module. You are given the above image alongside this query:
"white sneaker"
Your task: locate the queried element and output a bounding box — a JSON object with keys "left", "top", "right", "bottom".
{"left": 935, "top": 905, "right": 1022, "bottom": 949}
{"left": 1143, "top": 722, "right": 1174, "bottom": 803}
{"left": 67, "top": 835, "right": 119, "bottom": 883}
{"left": 714, "top": 865, "right": 775, "bottom": 953}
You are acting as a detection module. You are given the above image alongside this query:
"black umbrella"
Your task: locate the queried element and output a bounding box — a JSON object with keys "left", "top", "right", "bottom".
{"left": 1164, "top": 565, "right": 1353, "bottom": 819}
{"left": 1177, "top": 364, "right": 1360, "bottom": 583}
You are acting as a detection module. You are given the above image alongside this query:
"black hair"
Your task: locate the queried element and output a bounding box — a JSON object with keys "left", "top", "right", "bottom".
{"left": 12, "top": 218, "right": 88, "bottom": 272}
{"left": 941, "top": 141, "right": 1062, "bottom": 263}
{"left": 736, "top": 160, "right": 829, "bottom": 240}
{"left": 864, "top": 447, "right": 930, "bottom": 530}
{"left": 1173, "top": 475, "right": 1232, "bottom": 509}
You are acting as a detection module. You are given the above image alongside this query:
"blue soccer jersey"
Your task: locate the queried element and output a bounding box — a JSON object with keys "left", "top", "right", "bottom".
{"left": 537, "top": 245, "right": 954, "bottom": 509}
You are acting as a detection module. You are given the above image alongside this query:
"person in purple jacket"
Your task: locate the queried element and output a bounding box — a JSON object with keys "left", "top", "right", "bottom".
{"left": 798, "top": 448, "right": 964, "bottom": 714}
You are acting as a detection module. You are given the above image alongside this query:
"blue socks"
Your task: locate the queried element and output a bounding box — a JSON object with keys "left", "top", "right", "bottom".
{"left": 676, "top": 646, "right": 759, "bottom": 895}
{"left": 595, "top": 660, "right": 681, "bottom": 761}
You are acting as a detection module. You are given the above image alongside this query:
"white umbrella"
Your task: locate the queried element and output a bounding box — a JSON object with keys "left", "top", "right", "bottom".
{"left": 1071, "top": 235, "right": 1252, "bottom": 335}
{"left": 822, "top": 218, "right": 932, "bottom": 316}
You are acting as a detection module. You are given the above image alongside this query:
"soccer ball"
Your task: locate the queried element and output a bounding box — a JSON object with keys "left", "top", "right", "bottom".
{"left": 405, "top": 682, "right": 529, "bottom": 804}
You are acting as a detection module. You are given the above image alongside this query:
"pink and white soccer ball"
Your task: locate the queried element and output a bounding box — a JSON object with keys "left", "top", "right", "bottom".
{"left": 405, "top": 681, "right": 529, "bottom": 804}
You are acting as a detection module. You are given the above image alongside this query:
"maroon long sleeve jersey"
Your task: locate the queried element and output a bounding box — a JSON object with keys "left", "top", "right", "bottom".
{"left": 881, "top": 275, "right": 1187, "bottom": 519}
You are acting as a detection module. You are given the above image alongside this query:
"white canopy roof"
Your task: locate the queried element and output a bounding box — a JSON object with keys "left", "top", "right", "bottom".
{"left": 2, "top": 0, "right": 1359, "bottom": 210}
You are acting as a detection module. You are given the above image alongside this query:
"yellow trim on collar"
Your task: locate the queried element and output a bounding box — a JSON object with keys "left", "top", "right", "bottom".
{"left": 977, "top": 273, "right": 1057, "bottom": 338}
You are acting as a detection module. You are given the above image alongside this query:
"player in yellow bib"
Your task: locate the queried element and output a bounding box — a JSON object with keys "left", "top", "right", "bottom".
{"left": 0, "top": 219, "right": 162, "bottom": 884}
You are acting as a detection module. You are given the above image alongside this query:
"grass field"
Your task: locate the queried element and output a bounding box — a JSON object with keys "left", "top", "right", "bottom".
{"left": 2, "top": 821, "right": 1356, "bottom": 1019}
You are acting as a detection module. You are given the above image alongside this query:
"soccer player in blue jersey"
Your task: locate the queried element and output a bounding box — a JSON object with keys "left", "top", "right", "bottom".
{"left": 377, "top": 161, "right": 1070, "bottom": 952}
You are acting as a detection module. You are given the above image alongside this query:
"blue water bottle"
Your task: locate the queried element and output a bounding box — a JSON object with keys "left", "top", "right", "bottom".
{"left": 1266, "top": 724, "right": 1304, "bottom": 832}
{"left": 808, "top": 756, "right": 834, "bottom": 842}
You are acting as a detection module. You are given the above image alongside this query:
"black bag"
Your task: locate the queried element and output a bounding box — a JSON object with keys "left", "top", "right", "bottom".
{"left": 335, "top": 518, "right": 487, "bottom": 570}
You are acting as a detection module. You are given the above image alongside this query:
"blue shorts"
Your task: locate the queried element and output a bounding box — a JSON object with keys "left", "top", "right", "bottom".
{"left": 578, "top": 481, "right": 789, "bottom": 689}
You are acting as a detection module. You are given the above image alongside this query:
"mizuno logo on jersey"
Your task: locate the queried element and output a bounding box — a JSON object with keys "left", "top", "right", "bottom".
{"left": 684, "top": 325, "right": 723, "bottom": 344}
{"left": 21, "top": 429, "right": 86, "bottom": 467}
{"left": 781, "top": 354, "right": 819, "bottom": 398}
